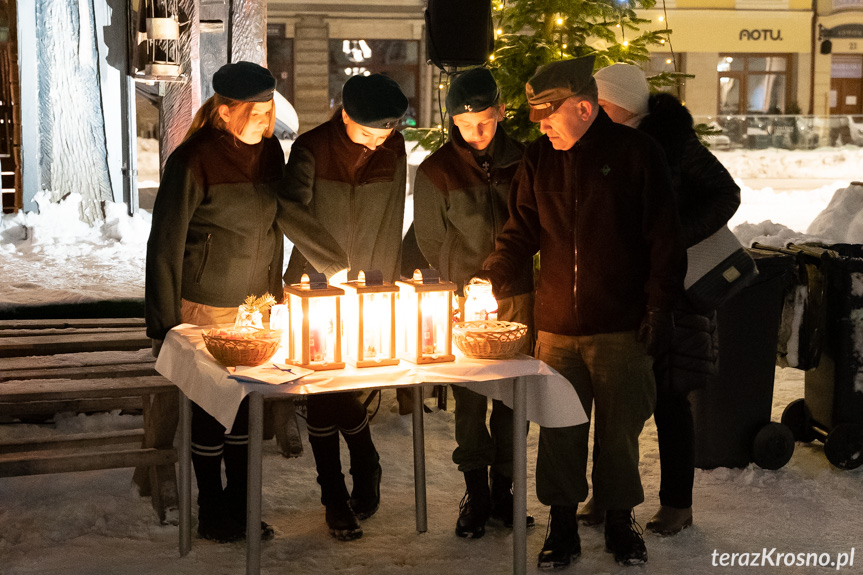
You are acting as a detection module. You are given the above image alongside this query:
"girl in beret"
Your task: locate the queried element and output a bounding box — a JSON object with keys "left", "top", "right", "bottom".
{"left": 145, "top": 61, "right": 348, "bottom": 543}
{"left": 282, "top": 73, "right": 408, "bottom": 541}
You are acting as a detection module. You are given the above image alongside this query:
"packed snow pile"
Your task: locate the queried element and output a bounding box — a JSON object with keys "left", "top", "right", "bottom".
{"left": 0, "top": 192, "right": 150, "bottom": 310}
{"left": 807, "top": 183, "right": 863, "bottom": 244}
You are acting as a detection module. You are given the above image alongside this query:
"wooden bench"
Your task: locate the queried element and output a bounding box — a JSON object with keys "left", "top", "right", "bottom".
{"left": 0, "top": 318, "right": 180, "bottom": 524}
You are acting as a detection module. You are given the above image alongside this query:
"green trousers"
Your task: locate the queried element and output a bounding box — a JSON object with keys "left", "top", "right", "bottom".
{"left": 534, "top": 330, "right": 656, "bottom": 510}
{"left": 451, "top": 292, "right": 534, "bottom": 476}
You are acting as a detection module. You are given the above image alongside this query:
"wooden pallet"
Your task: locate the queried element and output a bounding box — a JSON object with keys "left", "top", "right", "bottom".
{"left": 0, "top": 318, "right": 179, "bottom": 524}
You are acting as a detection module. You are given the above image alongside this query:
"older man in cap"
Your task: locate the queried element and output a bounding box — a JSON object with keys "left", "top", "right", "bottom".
{"left": 414, "top": 67, "right": 535, "bottom": 539}
{"left": 283, "top": 73, "right": 408, "bottom": 541}
{"left": 479, "top": 55, "right": 686, "bottom": 568}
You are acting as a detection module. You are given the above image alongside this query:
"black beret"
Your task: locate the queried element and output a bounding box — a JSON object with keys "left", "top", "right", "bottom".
{"left": 526, "top": 55, "right": 596, "bottom": 121}
{"left": 446, "top": 68, "right": 500, "bottom": 116}
{"left": 342, "top": 74, "right": 408, "bottom": 129}
{"left": 212, "top": 61, "right": 276, "bottom": 102}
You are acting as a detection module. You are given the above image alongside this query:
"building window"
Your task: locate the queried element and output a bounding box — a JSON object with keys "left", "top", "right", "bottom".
{"left": 266, "top": 24, "right": 294, "bottom": 103}
{"left": 717, "top": 54, "right": 790, "bottom": 114}
{"left": 833, "top": 0, "right": 863, "bottom": 9}
{"left": 329, "top": 39, "right": 420, "bottom": 128}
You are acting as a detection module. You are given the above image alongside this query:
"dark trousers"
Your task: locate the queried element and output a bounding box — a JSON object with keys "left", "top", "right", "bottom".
{"left": 306, "top": 391, "right": 379, "bottom": 504}
{"left": 452, "top": 385, "right": 514, "bottom": 477}
{"left": 653, "top": 388, "right": 695, "bottom": 509}
{"left": 534, "top": 330, "right": 656, "bottom": 510}
{"left": 191, "top": 397, "right": 250, "bottom": 517}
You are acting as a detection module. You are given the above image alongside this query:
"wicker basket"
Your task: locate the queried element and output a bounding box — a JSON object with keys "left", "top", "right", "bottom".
{"left": 452, "top": 320, "right": 528, "bottom": 359}
{"left": 202, "top": 328, "right": 282, "bottom": 367}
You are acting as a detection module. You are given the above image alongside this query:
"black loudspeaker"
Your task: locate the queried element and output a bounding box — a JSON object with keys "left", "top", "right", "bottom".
{"left": 425, "top": 0, "right": 494, "bottom": 69}
{"left": 821, "top": 40, "right": 833, "bottom": 55}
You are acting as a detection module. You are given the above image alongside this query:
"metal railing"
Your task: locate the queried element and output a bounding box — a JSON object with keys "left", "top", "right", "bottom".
{"left": 693, "top": 115, "right": 863, "bottom": 150}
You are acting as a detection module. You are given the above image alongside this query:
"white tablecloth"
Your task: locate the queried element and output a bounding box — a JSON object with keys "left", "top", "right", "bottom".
{"left": 156, "top": 324, "right": 587, "bottom": 431}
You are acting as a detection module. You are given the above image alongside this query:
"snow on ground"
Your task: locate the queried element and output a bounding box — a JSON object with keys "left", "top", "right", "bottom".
{"left": 1, "top": 147, "right": 862, "bottom": 574}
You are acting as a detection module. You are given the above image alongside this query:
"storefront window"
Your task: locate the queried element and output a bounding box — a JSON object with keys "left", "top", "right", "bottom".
{"left": 834, "top": 0, "right": 863, "bottom": 9}
{"left": 266, "top": 24, "right": 294, "bottom": 103}
{"left": 717, "top": 54, "right": 789, "bottom": 114}
{"left": 329, "top": 39, "right": 420, "bottom": 128}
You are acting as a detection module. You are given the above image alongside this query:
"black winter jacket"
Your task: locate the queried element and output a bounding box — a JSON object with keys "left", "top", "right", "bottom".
{"left": 641, "top": 93, "right": 741, "bottom": 393}
{"left": 484, "top": 109, "right": 686, "bottom": 336}
{"left": 145, "top": 126, "right": 348, "bottom": 341}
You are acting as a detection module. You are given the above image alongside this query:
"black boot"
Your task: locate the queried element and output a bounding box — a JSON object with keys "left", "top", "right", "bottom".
{"left": 342, "top": 420, "right": 382, "bottom": 520}
{"left": 455, "top": 468, "right": 492, "bottom": 538}
{"left": 605, "top": 509, "right": 648, "bottom": 566}
{"left": 490, "top": 470, "right": 535, "bottom": 529}
{"left": 223, "top": 437, "right": 275, "bottom": 541}
{"left": 537, "top": 505, "right": 581, "bottom": 569}
{"left": 309, "top": 428, "right": 363, "bottom": 540}
{"left": 192, "top": 448, "right": 243, "bottom": 543}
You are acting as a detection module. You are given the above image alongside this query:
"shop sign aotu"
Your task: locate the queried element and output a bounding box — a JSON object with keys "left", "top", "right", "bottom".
{"left": 739, "top": 29, "right": 784, "bottom": 41}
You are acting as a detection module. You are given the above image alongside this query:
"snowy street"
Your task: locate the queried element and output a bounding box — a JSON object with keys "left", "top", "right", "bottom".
{"left": 1, "top": 144, "right": 862, "bottom": 574}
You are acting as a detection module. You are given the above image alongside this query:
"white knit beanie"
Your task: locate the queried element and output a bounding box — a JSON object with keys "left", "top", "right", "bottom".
{"left": 594, "top": 64, "right": 650, "bottom": 115}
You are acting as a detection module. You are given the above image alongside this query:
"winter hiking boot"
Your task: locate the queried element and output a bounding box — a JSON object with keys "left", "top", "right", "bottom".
{"left": 537, "top": 505, "right": 581, "bottom": 569}
{"left": 645, "top": 505, "right": 692, "bottom": 536}
{"left": 350, "top": 462, "right": 382, "bottom": 520}
{"left": 197, "top": 512, "right": 245, "bottom": 543}
{"left": 455, "top": 468, "right": 492, "bottom": 538}
{"left": 325, "top": 499, "right": 363, "bottom": 541}
{"left": 490, "top": 470, "right": 535, "bottom": 529}
{"left": 605, "top": 509, "right": 648, "bottom": 566}
{"left": 576, "top": 496, "right": 605, "bottom": 526}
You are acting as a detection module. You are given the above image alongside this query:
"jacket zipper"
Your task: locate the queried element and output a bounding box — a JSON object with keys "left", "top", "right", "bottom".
{"left": 572, "top": 150, "right": 580, "bottom": 331}
{"left": 484, "top": 160, "right": 498, "bottom": 252}
{"left": 249, "top": 184, "right": 264, "bottom": 292}
{"left": 195, "top": 233, "right": 212, "bottom": 284}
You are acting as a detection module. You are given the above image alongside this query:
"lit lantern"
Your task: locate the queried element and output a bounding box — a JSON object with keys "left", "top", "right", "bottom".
{"left": 283, "top": 273, "right": 344, "bottom": 371}
{"left": 340, "top": 270, "right": 399, "bottom": 368}
{"left": 396, "top": 269, "right": 457, "bottom": 364}
{"left": 463, "top": 277, "right": 498, "bottom": 321}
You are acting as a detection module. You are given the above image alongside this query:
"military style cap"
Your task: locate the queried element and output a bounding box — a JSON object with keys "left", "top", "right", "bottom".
{"left": 342, "top": 74, "right": 409, "bottom": 129}
{"left": 446, "top": 68, "right": 500, "bottom": 116}
{"left": 526, "top": 55, "right": 596, "bottom": 122}
{"left": 212, "top": 61, "right": 276, "bottom": 102}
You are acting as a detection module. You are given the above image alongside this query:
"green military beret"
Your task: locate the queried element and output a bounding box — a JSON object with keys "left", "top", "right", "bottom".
{"left": 342, "top": 74, "right": 408, "bottom": 129}
{"left": 212, "top": 61, "right": 276, "bottom": 102}
{"left": 526, "top": 55, "right": 596, "bottom": 121}
{"left": 446, "top": 67, "right": 500, "bottom": 116}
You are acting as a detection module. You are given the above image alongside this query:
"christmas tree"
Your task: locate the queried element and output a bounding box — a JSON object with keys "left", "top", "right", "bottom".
{"left": 407, "top": 0, "right": 676, "bottom": 148}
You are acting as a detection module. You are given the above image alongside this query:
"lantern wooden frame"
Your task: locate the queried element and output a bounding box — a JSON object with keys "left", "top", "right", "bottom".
{"left": 283, "top": 273, "right": 345, "bottom": 371}
{"left": 340, "top": 270, "right": 399, "bottom": 368}
{"left": 396, "top": 269, "right": 457, "bottom": 364}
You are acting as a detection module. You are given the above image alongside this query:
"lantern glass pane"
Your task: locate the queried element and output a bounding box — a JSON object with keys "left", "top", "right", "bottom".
{"left": 399, "top": 290, "right": 419, "bottom": 357}
{"left": 289, "top": 293, "right": 303, "bottom": 361}
{"left": 309, "top": 297, "right": 338, "bottom": 363}
{"left": 421, "top": 291, "right": 448, "bottom": 356}
{"left": 361, "top": 292, "right": 390, "bottom": 360}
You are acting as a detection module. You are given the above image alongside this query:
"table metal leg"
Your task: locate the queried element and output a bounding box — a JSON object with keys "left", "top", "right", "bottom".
{"left": 412, "top": 386, "right": 427, "bottom": 533}
{"left": 513, "top": 377, "right": 528, "bottom": 575}
{"left": 179, "top": 390, "right": 191, "bottom": 556}
{"left": 246, "top": 392, "right": 263, "bottom": 575}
